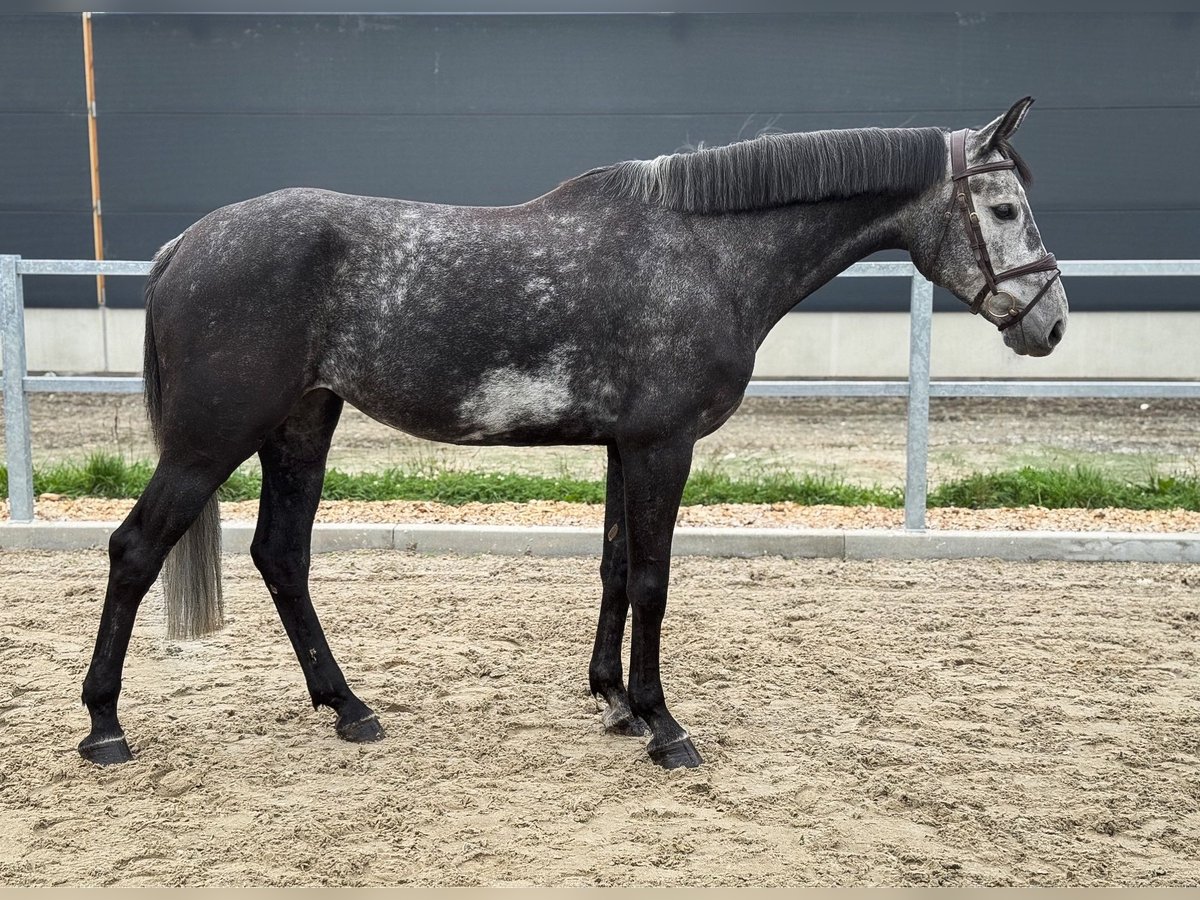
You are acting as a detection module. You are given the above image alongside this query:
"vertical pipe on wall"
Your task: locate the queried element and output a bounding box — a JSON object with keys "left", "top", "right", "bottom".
{"left": 82, "top": 12, "right": 108, "bottom": 369}
{"left": 82, "top": 12, "right": 105, "bottom": 306}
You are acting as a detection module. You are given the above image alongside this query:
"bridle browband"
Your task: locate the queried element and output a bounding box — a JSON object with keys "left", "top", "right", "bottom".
{"left": 931, "top": 128, "right": 1061, "bottom": 332}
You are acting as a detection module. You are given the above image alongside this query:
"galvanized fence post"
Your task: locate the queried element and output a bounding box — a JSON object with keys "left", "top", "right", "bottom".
{"left": 904, "top": 274, "right": 934, "bottom": 531}
{"left": 1, "top": 255, "right": 34, "bottom": 522}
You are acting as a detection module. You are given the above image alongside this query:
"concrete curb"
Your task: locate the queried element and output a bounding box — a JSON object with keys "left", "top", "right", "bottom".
{"left": 2, "top": 520, "right": 1199, "bottom": 563}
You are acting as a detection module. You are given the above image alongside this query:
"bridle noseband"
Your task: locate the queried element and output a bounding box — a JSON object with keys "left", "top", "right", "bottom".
{"left": 932, "top": 128, "right": 1061, "bottom": 331}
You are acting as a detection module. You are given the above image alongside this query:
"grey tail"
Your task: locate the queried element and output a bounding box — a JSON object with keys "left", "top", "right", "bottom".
{"left": 144, "top": 232, "right": 224, "bottom": 640}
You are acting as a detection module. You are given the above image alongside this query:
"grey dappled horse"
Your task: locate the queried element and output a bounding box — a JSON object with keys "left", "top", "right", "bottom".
{"left": 80, "top": 98, "right": 1068, "bottom": 769}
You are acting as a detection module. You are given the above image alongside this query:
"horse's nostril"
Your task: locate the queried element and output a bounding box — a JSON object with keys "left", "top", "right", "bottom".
{"left": 1048, "top": 319, "right": 1065, "bottom": 346}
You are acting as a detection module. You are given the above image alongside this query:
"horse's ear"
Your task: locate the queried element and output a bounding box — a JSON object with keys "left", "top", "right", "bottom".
{"left": 975, "top": 96, "right": 1035, "bottom": 156}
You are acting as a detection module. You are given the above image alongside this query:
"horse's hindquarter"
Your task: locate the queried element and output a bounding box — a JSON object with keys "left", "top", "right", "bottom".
{"left": 317, "top": 190, "right": 754, "bottom": 447}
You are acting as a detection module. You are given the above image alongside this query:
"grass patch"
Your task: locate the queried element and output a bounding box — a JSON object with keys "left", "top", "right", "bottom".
{"left": 1, "top": 453, "right": 898, "bottom": 507}
{"left": 4, "top": 454, "right": 1199, "bottom": 510}
{"left": 318, "top": 468, "right": 605, "bottom": 505}
{"left": 682, "top": 470, "right": 900, "bottom": 507}
{"left": 927, "top": 465, "right": 1200, "bottom": 511}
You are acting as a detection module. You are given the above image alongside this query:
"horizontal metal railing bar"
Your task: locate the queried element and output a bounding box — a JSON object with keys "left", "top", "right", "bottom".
{"left": 25, "top": 376, "right": 143, "bottom": 393}
{"left": 742, "top": 380, "right": 1200, "bottom": 398}
{"left": 17, "top": 259, "right": 152, "bottom": 276}
{"left": 747, "top": 380, "right": 908, "bottom": 397}
{"left": 1056, "top": 260, "right": 1200, "bottom": 277}
{"left": 27, "top": 375, "right": 1200, "bottom": 399}
{"left": 839, "top": 262, "right": 917, "bottom": 277}
{"left": 15, "top": 258, "right": 1200, "bottom": 279}
{"left": 929, "top": 380, "right": 1200, "bottom": 398}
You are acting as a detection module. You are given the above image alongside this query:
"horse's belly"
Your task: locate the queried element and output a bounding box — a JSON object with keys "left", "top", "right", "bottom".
{"left": 331, "top": 364, "right": 613, "bottom": 448}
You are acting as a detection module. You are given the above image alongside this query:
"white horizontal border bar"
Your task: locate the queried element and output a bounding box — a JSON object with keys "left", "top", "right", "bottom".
{"left": 2, "top": 521, "right": 1198, "bottom": 564}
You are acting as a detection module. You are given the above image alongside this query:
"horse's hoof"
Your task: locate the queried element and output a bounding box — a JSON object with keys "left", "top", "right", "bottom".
{"left": 336, "top": 713, "right": 385, "bottom": 743}
{"left": 78, "top": 733, "right": 133, "bottom": 766}
{"left": 603, "top": 707, "right": 648, "bottom": 737}
{"left": 648, "top": 736, "right": 703, "bottom": 770}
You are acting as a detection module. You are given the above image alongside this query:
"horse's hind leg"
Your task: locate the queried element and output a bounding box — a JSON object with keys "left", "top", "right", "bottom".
{"left": 588, "top": 444, "right": 646, "bottom": 737}
{"left": 80, "top": 453, "right": 240, "bottom": 764}
{"left": 251, "top": 389, "right": 383, "bottom": 743}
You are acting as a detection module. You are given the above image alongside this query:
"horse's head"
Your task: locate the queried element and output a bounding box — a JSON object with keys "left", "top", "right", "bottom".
{"left": 913, "top": 97, "right": 1068, "bottom": 357}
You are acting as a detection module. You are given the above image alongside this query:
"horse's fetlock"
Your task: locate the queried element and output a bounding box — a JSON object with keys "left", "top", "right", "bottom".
{"left": 81, "top": 679, "right": 118, "bottom": 716}
{"left": 627, "top": 684, "right": 666, "bottom": 721}
{"left": 589, "top": 663, "right": 622, "bottom": 696}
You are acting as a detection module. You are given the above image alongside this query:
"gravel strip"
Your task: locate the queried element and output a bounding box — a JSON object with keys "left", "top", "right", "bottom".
{"left": 8, "top": 496, "right": 1200, "bottom": 533}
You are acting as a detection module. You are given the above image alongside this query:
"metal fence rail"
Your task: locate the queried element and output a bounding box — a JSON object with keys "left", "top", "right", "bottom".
{"left": 4, "top": 254, "right": 1200, "bottom": 530}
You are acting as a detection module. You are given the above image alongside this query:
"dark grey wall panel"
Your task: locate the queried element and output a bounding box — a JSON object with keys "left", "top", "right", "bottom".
{"left": 0, "top": 14, "right": 93, "bottom": 307}
{"left": 0, "top": 213, "right": 93, "bottom": 257}
{"left": 0, "top": 15, "right": 85, "bottom": 113}
{"left": 1025, "top": 109, "right": 1200, "bottom": 211}
{"left": 1036, "top": 211, "right": 1200, "bottom": 260}
{"left": 100, "top": 112, "right": 836, "bottom": 213}
{"left": 3, "top": 12, "right": 1198, "bottom": 313}
{"left": 91, "top": 13, "right": 1200, "bottom": 115}
{"left": 0, "top": 116, "right": 92, "bottom": 212}
{"left": 95, "top": 108, "right": 1200, "bottom": 214}
{"left": 0, "top": 212, "right": 95, "bottom": 308}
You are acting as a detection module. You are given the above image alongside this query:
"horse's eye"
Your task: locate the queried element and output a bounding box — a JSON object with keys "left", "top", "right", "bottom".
{"left": 993, "top": 203, "right": 1016, "bottom": 221}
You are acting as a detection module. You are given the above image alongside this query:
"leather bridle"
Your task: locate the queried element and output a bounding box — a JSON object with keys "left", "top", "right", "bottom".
{"left": 931, "top": 128, "right": 1061, "bottom": 331}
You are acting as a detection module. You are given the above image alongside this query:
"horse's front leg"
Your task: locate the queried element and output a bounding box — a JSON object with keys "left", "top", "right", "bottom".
{"left": 618, "top": 437, "right": 703, "bottom": 769}
{"left": 588, "top": 444, "right": 646, "bottom": 737}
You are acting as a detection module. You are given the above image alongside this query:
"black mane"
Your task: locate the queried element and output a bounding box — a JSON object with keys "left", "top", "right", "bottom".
{"left": 585, "top": 126, "right": 948, "bottom": 214}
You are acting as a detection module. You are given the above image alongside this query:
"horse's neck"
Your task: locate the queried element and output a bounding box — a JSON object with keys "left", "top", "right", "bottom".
{"left": 734, "top": 193, "right": 916, "bottom": 346}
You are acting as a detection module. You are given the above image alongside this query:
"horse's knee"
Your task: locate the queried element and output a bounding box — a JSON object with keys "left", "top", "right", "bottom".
{"left": 251, "top": 540, "right": 308, "bottom": 596}
{"left": 599, "top": 551, "right": 628, "bottom": 591}
{"left": 627, "top": 569, "right": 668, "bottom": 617}
{"left": 106, "top": 522, "right": 163, "bottom": 594}
{"left": 108, "top": 521, "right": 135, "bottom": 562}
